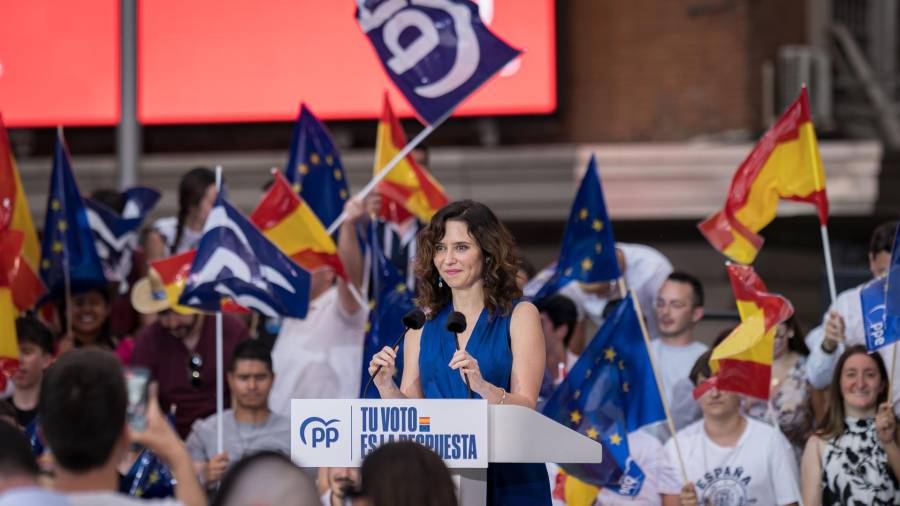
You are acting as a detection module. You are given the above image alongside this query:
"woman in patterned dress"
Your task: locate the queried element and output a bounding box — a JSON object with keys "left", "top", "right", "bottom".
{"left": 800, "top": 344, "right": 900, "bottom": 505}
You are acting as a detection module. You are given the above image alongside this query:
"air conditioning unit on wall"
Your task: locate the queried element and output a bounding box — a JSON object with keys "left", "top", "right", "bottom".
{"left": 777, "top": 45, "right": 833, "bottom": 128}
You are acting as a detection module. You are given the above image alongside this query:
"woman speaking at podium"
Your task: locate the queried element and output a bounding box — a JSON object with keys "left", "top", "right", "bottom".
{"left": 369, "top": 200, "right": 551, "bottom": 505}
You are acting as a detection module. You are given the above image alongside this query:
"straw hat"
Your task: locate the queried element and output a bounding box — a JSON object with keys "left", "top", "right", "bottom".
{"left": 131, "top": 268, "right": 195, "bottom": 315}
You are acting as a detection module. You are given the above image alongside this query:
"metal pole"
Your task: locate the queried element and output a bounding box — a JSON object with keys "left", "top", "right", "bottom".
{"left": 117, "top": 0, "right": 140, "bottom": 188}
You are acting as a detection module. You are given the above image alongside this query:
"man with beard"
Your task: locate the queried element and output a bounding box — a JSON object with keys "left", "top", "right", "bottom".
{"left": 130, "top": 272, "right": 248, "bottom": 437}
{"left": 319, "top": 467, "right": 359, "bottom": 506}
{"left": 650, "top": 272, "right": 708, "bottom": 407}
{"left": 185, "top": 339, "right": 289, "bottom": 489}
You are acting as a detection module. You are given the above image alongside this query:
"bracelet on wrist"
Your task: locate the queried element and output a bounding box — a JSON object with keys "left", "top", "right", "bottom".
{"left": 821, "top": 340, "right": 837, "bottom": 354}
{"left": 498, "top": 387, "right": 508, "bottom": 405}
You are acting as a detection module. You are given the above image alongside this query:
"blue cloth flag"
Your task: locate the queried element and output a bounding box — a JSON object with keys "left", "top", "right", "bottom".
{"left": 356, "top": 0, "right": 521, "bottom": 125}
{"left": 531, "top": 154, "right": 620, "bottom": 300}
{"left": 85, "top": 187, "right": 160, "bottom": 289}
{"left": 178, "top": 193, "right": 311, "bottom": 318}
{"left": 861, "top": 276, "right": 890, "bottom": 351}
{"left": 119, "top": 448, "right": 176, "bottom": 498}
{"left": 541, "top": 296, "right": 665, "bottom": 496}
{"left": 360, "top": 221, "right": 414, "bottom": 398}
{"left": 39, "top": 134, "right": 107, "bottom": 296}
{"left": 283, "top": 103, "right": 349, "bottom": 229}
{"left": 884, "top": 223, "right": 900, "bottom": 348}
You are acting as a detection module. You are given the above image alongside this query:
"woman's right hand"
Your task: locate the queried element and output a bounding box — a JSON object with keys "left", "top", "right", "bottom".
{"left": 368, "top": 346, "right": 398, "bottom": 389}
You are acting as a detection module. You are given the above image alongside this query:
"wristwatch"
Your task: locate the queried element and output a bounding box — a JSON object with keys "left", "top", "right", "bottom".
{"left": 821, "top": 339, "right": 838, "bottom": 354}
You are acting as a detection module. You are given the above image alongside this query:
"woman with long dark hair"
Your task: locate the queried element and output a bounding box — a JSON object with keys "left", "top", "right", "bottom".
{"left": 144, "top": 167, "right": 216, "bottom": 261}
{"left": 56, "top": 285, "right": 133, "bottom": 363}
{"left": 368, "top": 200, "right": 550, "bottom": 504}
{"left": 800, "top": 345, "right": 900, "bottom": 505}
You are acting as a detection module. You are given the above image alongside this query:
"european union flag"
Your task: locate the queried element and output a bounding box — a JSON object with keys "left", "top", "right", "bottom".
{"left": 85, "top": 186, "right": 160, "bottom": 288}
{"left": 284, "top": 103, "right": 349, "bottom": 229}
{"left": 178, "top": 192, "right": 311, "bottom": 318}
{"left": 39, "top": 134, "right": 107, "bottom": 296}
{"left": 119, "top": 448, "right": 175, "bottom": 498}
{"left": 532, "top": 154, "right": 619, "bottom": 300}
{"left": 356, "top": 0, "right": 521, "bottom": 125}
{"left": 360, "top": 220, "right": 414, "bottom": 398}
{"left": 541, "top": 296, "right": 665, "bottom": 497}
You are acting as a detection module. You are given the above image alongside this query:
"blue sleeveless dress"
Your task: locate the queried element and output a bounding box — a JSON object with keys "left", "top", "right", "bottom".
{"left": 419, "top": 303, "right": 552, "bottom": 505}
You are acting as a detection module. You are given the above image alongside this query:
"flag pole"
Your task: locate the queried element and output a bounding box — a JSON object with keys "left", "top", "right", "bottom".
{"left": 629, "top": 289, "right": 690, "bottom": 483}
{"left": 57, "top": 126, "right": 74, "bottom": 339}
{"left": 325, "top": 107, "right": 455, "bottom": 235}
{"left": 214, "top": 165, "right": 224, "bottom": 455}
{"left": 820, "top": 225, "right": 838, "bottom": 303}
{"left": 891, "top": 344, "right": 898, "bottom": 400}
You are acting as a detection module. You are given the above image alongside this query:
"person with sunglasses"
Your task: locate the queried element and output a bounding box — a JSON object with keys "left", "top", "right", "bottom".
{"left": 129, "top": 269, "right": 249, "bottom": 438}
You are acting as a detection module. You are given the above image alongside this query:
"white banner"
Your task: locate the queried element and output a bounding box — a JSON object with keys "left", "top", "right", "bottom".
{"left": 291, "top": 398, "right": 488, "bottom": 468}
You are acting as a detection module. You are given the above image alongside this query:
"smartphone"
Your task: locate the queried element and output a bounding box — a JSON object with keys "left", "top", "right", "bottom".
{"left": 124, "top": 366, "right": 150, "bottom": 432}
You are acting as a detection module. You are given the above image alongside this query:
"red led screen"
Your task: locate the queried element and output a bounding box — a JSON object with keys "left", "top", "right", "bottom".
{"left": 138, "top": 0, "right": 556, "bottom": 124}
{"left": 0, "top": 1, "right": 120, "bottom": 127}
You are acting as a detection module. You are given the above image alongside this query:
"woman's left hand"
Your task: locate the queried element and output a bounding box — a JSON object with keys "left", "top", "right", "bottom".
{"left": 449, "top": 350, "right": 487, "bottom": 394}
{"left": 876, "top": 402, "right": 897, "bottom": 446}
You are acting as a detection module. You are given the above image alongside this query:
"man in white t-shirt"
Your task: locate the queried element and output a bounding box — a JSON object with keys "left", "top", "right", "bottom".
{"left": 660, "top": 351, "right": 800, "bottom": 506}
{"left": 269, "top": 197, "right": 370, "bottom": 415}
{"left": 650, "top": 272, "right": 708, "bottom": 410}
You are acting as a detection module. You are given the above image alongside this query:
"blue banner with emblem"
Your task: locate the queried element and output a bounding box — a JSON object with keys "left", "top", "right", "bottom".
{"left": 883, "top": 223, "right": 900, "bottom": 349}
{"left": 178, "top": 192, "right": 311, "bottom": 318}
{"left": 861, "top": 275, "right": 891, "bottom": 351}
{"left": 356, "top": 0, "right": 520, "bottom": 125}
{"left": 541, "top": 295, "right": 664, "bottom": 496}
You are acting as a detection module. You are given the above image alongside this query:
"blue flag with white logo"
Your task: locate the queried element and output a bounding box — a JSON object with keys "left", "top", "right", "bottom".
{"left": 861, "top": 276, "right": 889, "bottom": 351}
{"left": 541, "top": 296, "right": 665, "bottom": 496}
{"left": 883, "top": 223, "right": 900, "bottom": 348}
{"left": 178, "top": 193, "right": 311, "bottom": 318}
{"left": 39, "top": 134, "right": 107, "bottom": 297}
{"left": 531, "top": 155, "right": 619, "bottom": 301}
{"left": 360, "top": 221, "right": 414, "bottom": 398}
{"left": 356, "top": 0, "right": 521, "bottom": 125}
{"left": 283, "top": 103, "right": 349, "bottom": 229}
{"left": 85, "top": 186, "right": 160, "bottom": 289}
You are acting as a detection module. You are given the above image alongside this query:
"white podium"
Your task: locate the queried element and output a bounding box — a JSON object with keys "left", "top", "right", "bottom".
{"left": 291, "top": 399, "right": 603, "bottom": 506}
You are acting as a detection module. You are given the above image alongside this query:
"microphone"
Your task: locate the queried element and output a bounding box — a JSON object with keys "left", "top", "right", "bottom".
{"left": 363, "top": 308, "right": 427, "bottom": 397}
{"left": 446, "top": 311, "right": 472, "bottom": 398}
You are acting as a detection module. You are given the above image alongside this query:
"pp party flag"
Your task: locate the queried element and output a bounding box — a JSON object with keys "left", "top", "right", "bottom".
{"left": 883, "top": 223, "right": 900, "bottom": 349}
{"left": 250, "top": 171, "right": 346, "bottom": 278}
{"left": 541, "top": 296, "right": 665, "bottom": 497}
{"left": 179, "top": 193, "right": 311, "bottom": 319}
{"left": 39, "top": 132, "right": 107, "bottom": 297}
{"left": 698, "top": 87, "right": 828, "bottom": 264}
{"left": 861, "top": 276, "right": 890, "bottom": 351}
{"left": 356, "top": 0, "right": 521, "bottom": 125}
{"left": 532, "top": 155, "right": 619, "bottom": 301}
{"left": 360, "top": 220, "right": 414, "bottom": 398}
{"left": 86, "top": 187, "right": 160, "bottom": 288}
{"left": 696, "top": 264, "right": 794, "bottom": 400}
{"left": 0, "top": 114, "right": 44, "bottom": 311}
{"left": 374, "top": 93, "right": 448, "bottom": 223}
{"left": 283, "top": 103, "right": 349, "bottom": 228}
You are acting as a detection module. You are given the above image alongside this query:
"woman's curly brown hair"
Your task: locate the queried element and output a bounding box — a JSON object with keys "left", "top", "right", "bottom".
{"left": 414, "top": 200, "right": 522, "bottom": 317}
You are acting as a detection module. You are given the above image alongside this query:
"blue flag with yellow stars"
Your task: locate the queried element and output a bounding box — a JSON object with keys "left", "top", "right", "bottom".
{"left": 533, "top": 154, "right": 619, "bottom": 301}
{"left": 39, "top": 134, "right": 107, "bottom": 297}
{"left": 360, "top": 220, "right": 414, "bottom": 398}
{"left": 541, "top": 295, "right": 665, "bottom": 496}
{"left": 283, "top": 103, "right": 350, "bottom": 229}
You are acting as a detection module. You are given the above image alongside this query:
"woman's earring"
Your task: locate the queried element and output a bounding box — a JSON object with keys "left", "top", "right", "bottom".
{"left": 438, "top": 277, "right": 444, "bottom": 288}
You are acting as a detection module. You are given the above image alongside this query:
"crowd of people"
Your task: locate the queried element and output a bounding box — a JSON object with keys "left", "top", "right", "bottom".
{"left": 1, "top": 159, "right": 899, "bottom": 506}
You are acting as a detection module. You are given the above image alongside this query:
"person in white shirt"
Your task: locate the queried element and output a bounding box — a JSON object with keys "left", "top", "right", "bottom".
{"left": 650, "top": 272, "right": 708, "bottom": 409}
{"left": 269, "top": 196, "right": 371, "bottom": 414}
{"left": 660, "top": 351, "right": 801, "bottom": 506}
{"left": 805, "top": 221, "right": 898, "bottom": 413}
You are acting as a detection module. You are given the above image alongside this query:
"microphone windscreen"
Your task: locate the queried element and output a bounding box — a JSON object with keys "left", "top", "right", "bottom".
{"left": 446, "top": 311, "right": 467, "bottom": 334}
{"left": 402, "top": 308, "right": 427, "bottom": 330}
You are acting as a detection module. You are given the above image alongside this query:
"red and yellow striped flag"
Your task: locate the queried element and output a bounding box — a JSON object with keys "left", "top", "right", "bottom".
{"left": 134, "top": 250, "right": 248, "bottom": 315}
{"left": 0, "top": 229, "right": 24, "bottom": 390}
{"left": 696, "top": 264, "right": 794, "bottom": 400}
{"left": 375, "top": 93, "right": 448, "bottom": 224}
{"left": 698, "top": 88, "right": 828, "bottom": 264}
{"left": 250, "top": 171, "right": 345, "bottom": 277}
{"left": 0, "top": 114, "right": 45, "bottom": 311}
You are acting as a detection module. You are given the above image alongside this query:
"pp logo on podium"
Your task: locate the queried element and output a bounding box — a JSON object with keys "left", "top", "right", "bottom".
{"left": 299, "top": 417, "right": 340, "bottom": 448}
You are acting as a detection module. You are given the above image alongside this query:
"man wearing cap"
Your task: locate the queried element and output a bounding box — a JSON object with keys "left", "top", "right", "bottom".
{"left": 130, "top": 268, "right": 249, "bottom": 438}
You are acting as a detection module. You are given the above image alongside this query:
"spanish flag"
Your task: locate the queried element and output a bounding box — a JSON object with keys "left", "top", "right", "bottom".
{"left": 0, "top": 114, "right": 45, "bottom": 311}
{"left": 698, "top": 88, "right": 828, "bottom": 264}
{"left": 375, "top": 93, "right": 448, "bottom": 224}
{"left": 250, "top": 171, "right": 345, "bottom": 277}
{"left": 696, "top": 264, "right": 793, "bottom": 400}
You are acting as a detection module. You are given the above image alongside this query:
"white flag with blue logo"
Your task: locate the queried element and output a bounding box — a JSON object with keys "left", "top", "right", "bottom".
{"left": 178, "top": 194, "right": 311, "bottom": 318}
